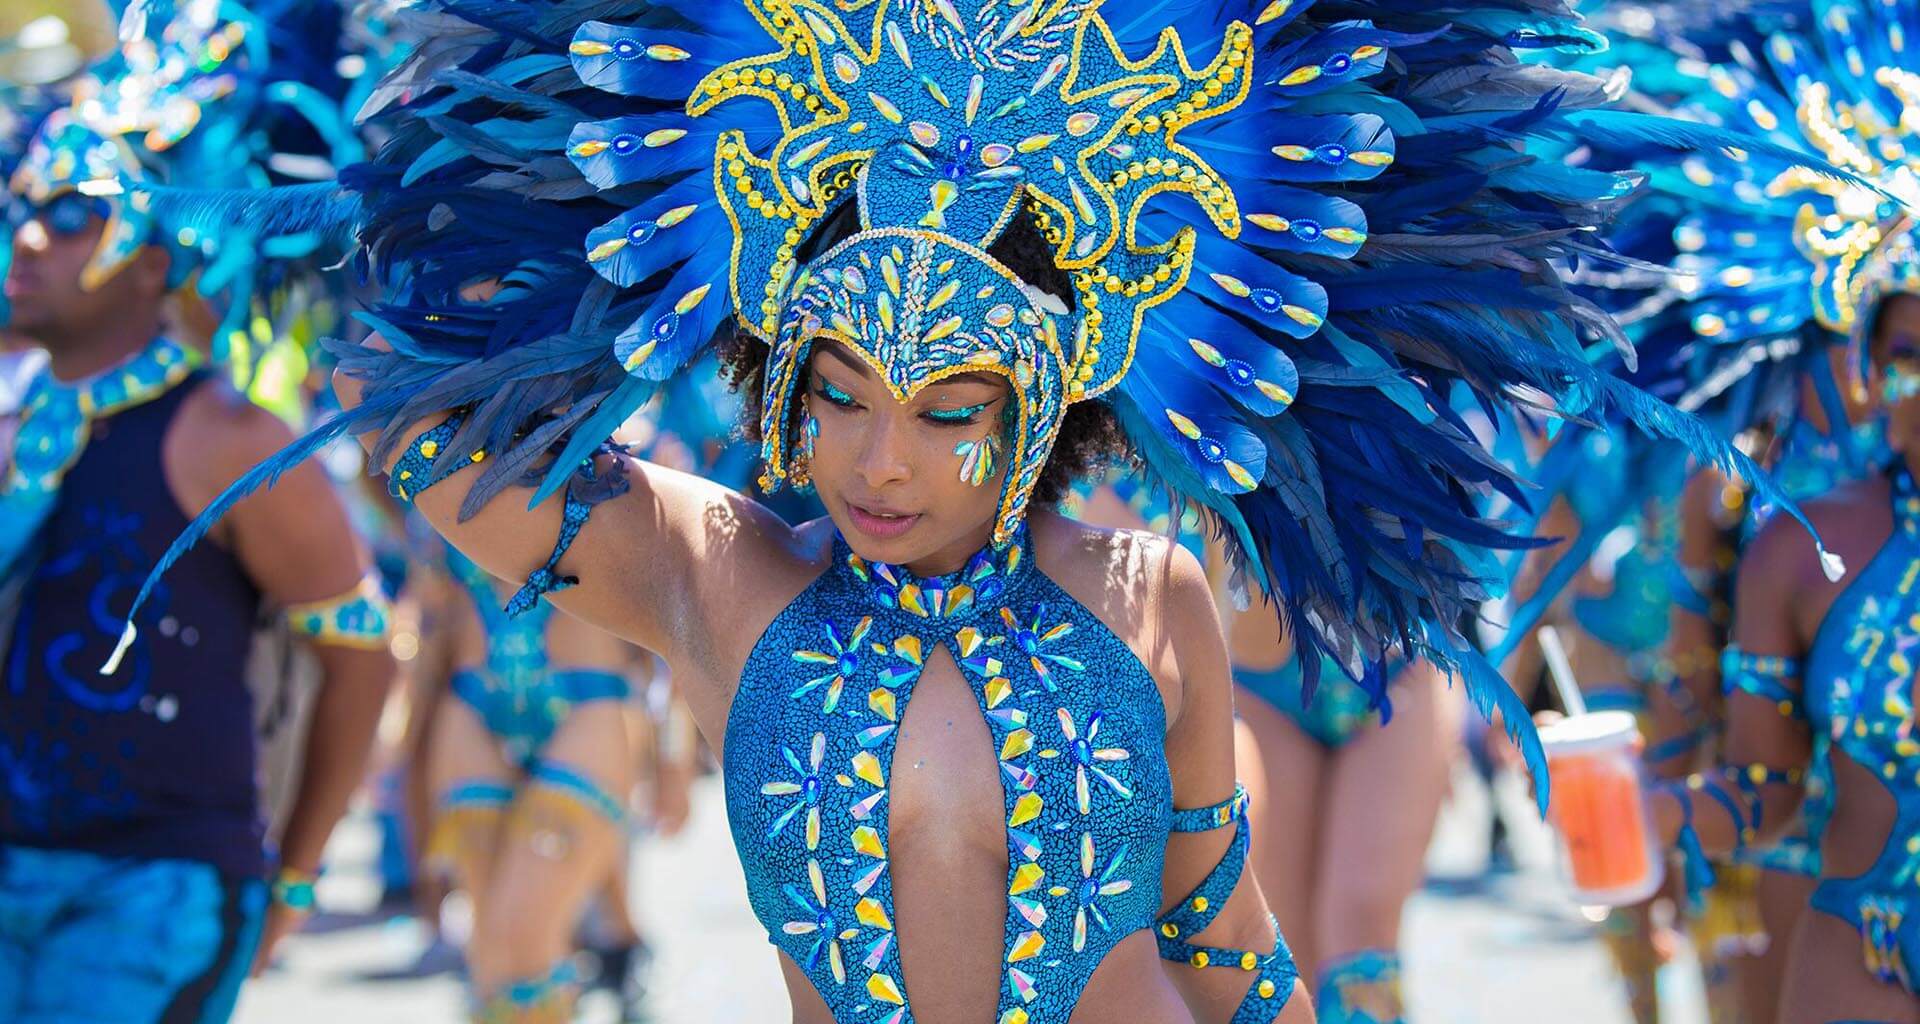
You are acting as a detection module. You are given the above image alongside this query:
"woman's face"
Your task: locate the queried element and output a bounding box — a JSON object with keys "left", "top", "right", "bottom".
{"left": 800, "top": 339, "right": 1015, "bottom": 573}
{"left": 1874, "top": 293, "right": 1920, "bottom": 454}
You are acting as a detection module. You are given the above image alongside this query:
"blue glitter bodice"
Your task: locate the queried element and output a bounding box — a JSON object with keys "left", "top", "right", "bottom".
{"left": 723, "top": 527, "right": 1173, "bottom": 1023}
{"left": 1803, "top": 465, "right": 1920, "bottom": 991}
{"left": 1572, "top": 498, "right": 1681, "bottom": 660}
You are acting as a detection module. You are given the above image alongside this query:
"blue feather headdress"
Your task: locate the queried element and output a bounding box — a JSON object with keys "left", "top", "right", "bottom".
{"left": 117, "top": 0, "right": 1879, "bottom": 803}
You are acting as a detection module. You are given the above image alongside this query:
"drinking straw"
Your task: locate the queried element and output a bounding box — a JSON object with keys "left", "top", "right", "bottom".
{"left": 1537, "top": 624, "right": 1589, "bottom": 717}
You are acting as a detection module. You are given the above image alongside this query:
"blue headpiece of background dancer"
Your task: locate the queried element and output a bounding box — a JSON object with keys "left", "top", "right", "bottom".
{"left": 128, "top": 0, "right": 1891, "bottom": 806}
{"left": 5, "top": 0, "right": 378, "bottom": 357}
{"left": 1530, "top": 1, "right": 1920, "bottom": 417}
{"left": 1486, "top": 0, "right": 1920, "bottom": 663}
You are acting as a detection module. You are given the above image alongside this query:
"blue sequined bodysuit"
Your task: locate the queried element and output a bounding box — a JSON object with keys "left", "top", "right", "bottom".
{"left": 723, "top": 527, "right": 1175, "bottom": 1023}
{"left": 444, "top": 549, "right": 629, "bottom": 768}
{"left": 1803, "top": 465, "right": 1920, "bottom": 992}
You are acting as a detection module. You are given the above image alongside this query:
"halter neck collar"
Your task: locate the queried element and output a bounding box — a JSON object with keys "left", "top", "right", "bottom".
{"left": 833, "top": 522, "right": 1035, "bottom": 620}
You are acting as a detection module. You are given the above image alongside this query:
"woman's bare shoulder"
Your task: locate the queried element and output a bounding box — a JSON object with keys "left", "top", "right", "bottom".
{"left": 1745, "top": 473, "right": 1891, "bottom": 583}
{"left": 1029, "top": 510, "right": 1191, "bottom": 612}
{"left": 1028, "top": 511, "right": 1218, "bottom": 690}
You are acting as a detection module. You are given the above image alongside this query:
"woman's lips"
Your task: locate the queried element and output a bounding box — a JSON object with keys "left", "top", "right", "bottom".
{"left": 847, "top": 503, "right": 922, "bottom": 540}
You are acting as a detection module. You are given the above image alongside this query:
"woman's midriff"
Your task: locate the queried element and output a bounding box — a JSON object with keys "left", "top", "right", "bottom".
{"left": 1816, "top": 751, "right": 1901, "bottom": 885}
{"left": 1781, "top": 905, "right": 1920, "bottom": 1024}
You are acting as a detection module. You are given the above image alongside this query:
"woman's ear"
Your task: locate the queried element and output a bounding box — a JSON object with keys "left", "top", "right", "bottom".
{"left": 131, "top": 243, "right": 174, "bottom": 304}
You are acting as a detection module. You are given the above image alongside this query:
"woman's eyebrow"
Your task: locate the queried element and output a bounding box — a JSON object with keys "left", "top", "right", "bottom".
{"left": 935, "top": 371, "right": 1005, "bottom": 389}
{"left": 817, "top": 344, "right": 872, "bottom": 377}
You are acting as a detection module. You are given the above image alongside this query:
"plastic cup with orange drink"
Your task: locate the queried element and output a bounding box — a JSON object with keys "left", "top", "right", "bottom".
{"left": 1540, "top": 710, "right": 1666, "bottom": 906}
{"left": 1531, "top": 626, "right": 1664, "bottom": 906}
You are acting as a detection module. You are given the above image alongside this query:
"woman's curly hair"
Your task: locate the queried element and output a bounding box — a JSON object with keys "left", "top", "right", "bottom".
{"left": 717, "top": 205, "right": 1134, "bottom": 505}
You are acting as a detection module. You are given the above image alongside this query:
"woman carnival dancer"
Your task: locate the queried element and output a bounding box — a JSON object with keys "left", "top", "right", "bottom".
{"left": 1641, "top": 266, "right": 1920, "bottom": 1024}
{"left": 1228, "top": 596, "right": 1457, "bottom": 1024}
{"left": 1510, "top": 8, "right": 1920, "bottom": 1020}
{"left": 125, "top": 1, "right": 1858, "bottom": 1021}
{"left": 424, "top": 541, "right": 653, "bottom": 1017}
{"left": 1628, "top": 7, "right": 1896, "bottom": 1019}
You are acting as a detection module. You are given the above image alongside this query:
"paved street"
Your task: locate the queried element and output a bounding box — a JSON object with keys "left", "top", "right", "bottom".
{"left": 236, "top": 765, "right": 1707, "bottom": 1024}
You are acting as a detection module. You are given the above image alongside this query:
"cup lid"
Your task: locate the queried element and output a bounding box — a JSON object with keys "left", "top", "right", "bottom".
{"left": 1539, "top": 710, "right": 1640, "bottom": 756}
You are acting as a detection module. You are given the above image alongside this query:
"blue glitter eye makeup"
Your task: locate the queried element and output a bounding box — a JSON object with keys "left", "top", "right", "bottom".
{"left": 813, "top": 379, "right": 858, "bottom": 408}
{"left": 925, "top": 402, "right": 990, "bottom": 425}
{"left": 1882, "top": 363, "right": 1920, "bottom": 404}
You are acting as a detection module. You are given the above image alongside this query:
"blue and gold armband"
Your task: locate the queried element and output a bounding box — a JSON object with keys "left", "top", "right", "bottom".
{"left": 1642, "top": 654, "right": 1716, "bottom": 767}
{"left": 1660, "top": 759, "right": 1807, "bottom": 905}
{"left": 1720, "top": 647, "right": 1805, "bottom": 721}
{"left": 1157, "top": 784, "right": 1297, "bottom": 1020}
{"left": 387, "top": 412, "right": 486, "bottom": 504}
{"left": 286, "top": 575, "right": 393, "bottom": 650}
{"left": 270, "top": 866, "right": 319, "bottom": 912}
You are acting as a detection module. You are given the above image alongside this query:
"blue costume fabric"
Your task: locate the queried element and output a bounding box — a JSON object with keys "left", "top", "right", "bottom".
{"left": 1316, "top": 949, "right": 1405, "bottom": 1024}
{"left": 0, "top": 846, "right": 266, "bottom": 1024}
{"left": 442, "top": 547, "right": 631, "bottom": 770}
{"left": 724, "top": 525, "right": 1183, "bottom": 1020}
{"left": 1802, "top": 464, "right": 1920, "bottom": 993}
{"left": 0, "top": 336, "right": 195, "bottom": 581}
{"left": 1235, "top": 655, "right": 1380, "bottom": 750}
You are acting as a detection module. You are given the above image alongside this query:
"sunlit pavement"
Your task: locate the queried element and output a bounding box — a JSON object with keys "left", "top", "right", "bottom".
{"left": 235, "top": 765, "right": 1708, "bottom": 1024}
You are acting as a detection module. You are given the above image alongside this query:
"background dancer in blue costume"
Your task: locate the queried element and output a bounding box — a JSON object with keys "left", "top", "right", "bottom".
{"left": 1507, "top": 5, "right": 1915, "bottom": 1022}
{"left": 125, "top": 0, "right": 1870, "bottom": 1021}
{"left": 1068, "top": 473, "right": 1453, "bottom": 1021}
{"left": 1636, "top": 280, "right": 1920, "bottom": 1024}
{"left": 424, "top": 543, "right": 655, "bottom": 1020}
{"left": 1069, "top": 475, "right": 1447, "bottom": 1021}
{"left": 0, "top": 2, "right": 396, "bottom": 1020}
{"left": 1067, "top": 473, "right": 1448, "bottom": 1020}
{"left": 1665, "top": 362, "right": 1881, "bottom": 1024}
{"left": 1491, "top": 5, "right": 1914, "bottom": 1020}
{"left": 1227, "top": 609, "right": 1457, "bottom": 1024}
{"left": 1520, "top": 14, "right": 1920, "bottom": 1016}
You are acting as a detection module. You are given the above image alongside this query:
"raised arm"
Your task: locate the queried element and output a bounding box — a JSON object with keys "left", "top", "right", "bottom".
{"left": 332, "top": 336, "right": 797, "bottom": 668}
{"left": 1155, "top": 546, "right": 1314, "bottom": 1023}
